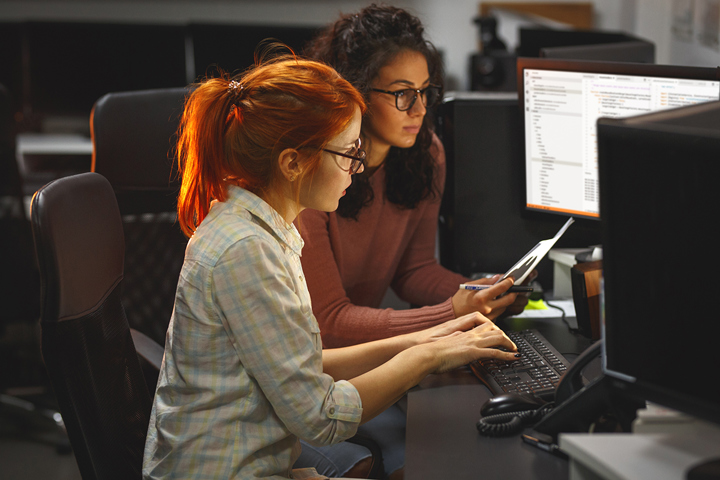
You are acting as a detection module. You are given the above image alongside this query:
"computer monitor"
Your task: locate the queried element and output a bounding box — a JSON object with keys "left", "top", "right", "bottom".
{"left": 189, "top": 23, "right": 319, "bottom": 80}
{"left": 517, "top": 28, "right": 647, "bottom": 58}
{"left": 25, "top": 22, "right": 187, "bottom": 119}
{"left": 540, "top": 40, "right": 655, "bottom": 63}
{"left": 598, "top": 100, "right": 720, "bottom": 425}
{"left": 436, "top": 92, "right": 603, "bottom": 288}
{"left": 517, "top": 58, "right": 720, "bottom": 220}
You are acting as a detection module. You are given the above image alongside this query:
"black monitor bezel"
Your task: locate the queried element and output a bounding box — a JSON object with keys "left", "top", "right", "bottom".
{"left": 517, "top": 27, "right": 643, "bottom": 58}
{"left": 539, "top": 40, "right": 656, "bottom": 64}
{"left": 516, "top": 57, "right": 720, "bottom": 222}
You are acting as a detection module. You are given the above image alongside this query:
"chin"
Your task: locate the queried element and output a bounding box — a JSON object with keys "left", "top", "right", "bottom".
{"left": 399, "top": 136, "right": 418, "bottom": 148}
{"left": 325, "top": 201, "right": 340, "bottom": 213}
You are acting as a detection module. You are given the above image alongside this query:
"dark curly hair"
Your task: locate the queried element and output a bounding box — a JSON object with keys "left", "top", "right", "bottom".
{"left": 305, "top": 4, "right": 444, "bottom": 219}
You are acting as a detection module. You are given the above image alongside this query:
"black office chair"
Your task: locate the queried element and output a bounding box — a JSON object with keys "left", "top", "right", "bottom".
{"left": 31, "top": 172, "right": 163, "bottom": 479}
{"left": 90, "top": 87, "right": 190, "bottom": 346}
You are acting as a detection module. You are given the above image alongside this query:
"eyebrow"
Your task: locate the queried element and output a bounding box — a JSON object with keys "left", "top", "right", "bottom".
{"left": 338, "top": 138, "right": 360, "bottom": 149}
{"left": 387, "top": 77, "right": 431, "bottom": 88}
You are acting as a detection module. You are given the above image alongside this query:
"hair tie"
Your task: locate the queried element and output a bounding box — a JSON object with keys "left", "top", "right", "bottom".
{"left": 228, "top": 80, "right": 244, "bottom": 104}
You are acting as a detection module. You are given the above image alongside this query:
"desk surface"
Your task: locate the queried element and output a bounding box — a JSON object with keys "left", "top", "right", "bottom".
{"left": 405, "top": 315, "right": 592, "bottom": 480}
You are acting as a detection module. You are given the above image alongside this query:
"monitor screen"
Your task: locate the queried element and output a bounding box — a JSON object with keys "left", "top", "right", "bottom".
{"left": 598, "top": 100, "right": 720, "bottom": 425}
{"left": 517, "top": 58, "right": 720, "bottom": 220}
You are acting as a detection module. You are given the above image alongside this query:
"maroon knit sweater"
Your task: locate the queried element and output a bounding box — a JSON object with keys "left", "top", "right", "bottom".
{"left": 298, "top": 136, "right": 468, "bottom": 348}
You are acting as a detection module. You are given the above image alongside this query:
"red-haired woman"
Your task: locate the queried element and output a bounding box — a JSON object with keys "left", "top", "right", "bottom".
{"left": 142, "top": 55, "right": 519, "bottom": 480}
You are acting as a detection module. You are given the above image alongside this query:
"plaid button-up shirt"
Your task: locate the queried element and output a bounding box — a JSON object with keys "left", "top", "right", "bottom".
{"left": 143, "top": 185, "right": 362, "bottom": 479}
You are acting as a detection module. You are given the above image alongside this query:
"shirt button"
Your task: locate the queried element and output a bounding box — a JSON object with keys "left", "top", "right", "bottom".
{"left": 299, "top": 274, "right": 304, "bottom": 281}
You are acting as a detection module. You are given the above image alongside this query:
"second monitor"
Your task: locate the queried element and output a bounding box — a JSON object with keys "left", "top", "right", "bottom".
{"left": 517, "top": 58, "right": 720, "bottom": 220}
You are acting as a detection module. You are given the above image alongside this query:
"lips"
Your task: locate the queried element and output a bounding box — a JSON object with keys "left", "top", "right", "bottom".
{"left": 403, "top": 125, "right": 421, "bottom": 134}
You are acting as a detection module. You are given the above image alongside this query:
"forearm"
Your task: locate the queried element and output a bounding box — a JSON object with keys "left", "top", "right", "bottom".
{"left": 322, "top": 333, "right": 416, "bottom": 380}
{"left": 319, "top": 299, "right": 457, "bottom": 347}
{"left": 393, "top": 261, "right": 467, "bottom": 307}
{"left": 348, "top": 345, "right": 437, "bottom": 423}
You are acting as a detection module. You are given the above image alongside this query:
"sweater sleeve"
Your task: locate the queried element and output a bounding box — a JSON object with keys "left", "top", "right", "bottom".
{"left": 390, "top": 136, "right": 468, "bottom": 306}
{"left": 301, "top": 208, "right": 456, "bottom": 347}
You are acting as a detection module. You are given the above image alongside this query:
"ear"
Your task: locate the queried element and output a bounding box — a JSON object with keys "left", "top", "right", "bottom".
{"left": 277, "top": 148, "right": 303, "bottom": 182}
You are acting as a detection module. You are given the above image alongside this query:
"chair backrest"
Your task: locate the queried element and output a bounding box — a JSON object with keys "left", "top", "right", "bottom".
{"left": 90, "top": 87, "right": 189, "bottom": 212}
{"left": 31, "top": 172, "right": 151, "bottom": 480}
{"left": 90, "top": 87, "right": 190, "bottom": 345}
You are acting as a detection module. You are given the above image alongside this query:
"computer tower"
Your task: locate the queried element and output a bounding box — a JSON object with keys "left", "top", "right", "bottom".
{"left": 437, "top": 92, "right": 601, "bottom": 290}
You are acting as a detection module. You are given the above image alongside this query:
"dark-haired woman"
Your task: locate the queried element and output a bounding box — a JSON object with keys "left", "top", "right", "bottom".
{"left": 302, "top": 4, "right": 526, "bottom": 349}
{"left": 301, "top": 5, "right": 529, "bottom": 477}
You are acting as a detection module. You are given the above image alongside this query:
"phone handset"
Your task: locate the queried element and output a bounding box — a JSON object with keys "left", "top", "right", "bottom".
{"left": 476, "top": 340, "right": 603, "bottom": 437}
{"left": 534, "top": 339, "right": 644, "bottom": 440}
{"left": 554, "top": 339, "right": 603, "bottom": 405}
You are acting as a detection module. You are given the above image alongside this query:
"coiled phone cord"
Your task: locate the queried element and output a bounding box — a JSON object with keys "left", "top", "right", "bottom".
{"left": 476, "top": 403, "right": 555, "bottom": 437}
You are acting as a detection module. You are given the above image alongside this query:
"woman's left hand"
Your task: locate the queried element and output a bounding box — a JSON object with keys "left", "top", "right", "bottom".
{"left": 410, "top": 311, "right": 496, "bottom": 345}
{"left": 498, "top": 269, "right": 538, "bottom": 317}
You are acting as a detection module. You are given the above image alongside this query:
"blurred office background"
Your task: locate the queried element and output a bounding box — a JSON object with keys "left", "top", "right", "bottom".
{"left": 1, "top": 1, "right": 718, "bottom": 479}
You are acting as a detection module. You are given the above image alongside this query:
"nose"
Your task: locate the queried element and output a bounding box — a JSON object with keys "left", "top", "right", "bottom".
{"left": 408, "top": 92, "right": 426, "bottom": 116}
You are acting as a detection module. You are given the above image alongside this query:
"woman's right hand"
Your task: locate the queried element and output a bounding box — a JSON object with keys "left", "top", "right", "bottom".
{"left": 451, "top": 275, "right": 519, "bottom": 320}
{"left": 422, "top": 315, "right": 519, "bottom": 374}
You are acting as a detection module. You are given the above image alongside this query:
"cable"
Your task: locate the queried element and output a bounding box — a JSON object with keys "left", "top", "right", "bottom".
{"left": 476, "top": 404, "right": 555, "bottom": 437}
{"left": 544, "top": 299, "right": 579, "bottom": 334}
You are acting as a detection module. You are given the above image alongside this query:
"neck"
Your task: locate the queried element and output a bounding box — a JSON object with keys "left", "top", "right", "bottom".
{"left": 262, "top": 187, "right": 301, "bottom": 226}
{"left": 365, "top": 140, "right": 390, "bottom": 169}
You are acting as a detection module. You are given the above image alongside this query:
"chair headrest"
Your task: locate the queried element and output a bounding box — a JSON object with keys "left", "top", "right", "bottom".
{"left": 91, "top": 87, "right": 191, "bottom": 192}
{"left": 31, "top": 172, "right": 125, "bottom": 321}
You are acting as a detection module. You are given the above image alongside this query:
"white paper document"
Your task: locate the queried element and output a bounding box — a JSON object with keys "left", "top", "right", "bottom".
{"left": 498, "top": 217, "right": 575, "bottom": 285}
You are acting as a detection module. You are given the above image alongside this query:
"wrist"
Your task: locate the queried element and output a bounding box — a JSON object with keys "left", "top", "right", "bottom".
{"left": 399, "top": 330, "right": 423, "bottom": 349}
{"left": 450, "top": 291, "right": 462, "bottom": 318}
{"left": 405, "top": 342, "right": 441, "bottom": 376}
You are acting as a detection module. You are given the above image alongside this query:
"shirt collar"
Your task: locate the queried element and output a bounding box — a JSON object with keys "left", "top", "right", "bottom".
{"left": 225, "top": 184, "right": 304, "bottom": 256}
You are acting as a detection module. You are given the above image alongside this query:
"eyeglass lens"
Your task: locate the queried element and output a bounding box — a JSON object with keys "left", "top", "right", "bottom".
{"left": 324, "top": 138, "right": 365, "bottom": 173}
{"left": 346, "top": 141, "right": 365, "bottom": 173}
{"left": 397, "top": 87, "right": 440, "bottom": 111}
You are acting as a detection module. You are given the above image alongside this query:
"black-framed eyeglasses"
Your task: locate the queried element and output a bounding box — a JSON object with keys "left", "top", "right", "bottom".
{"left": 323, "top": 138, "right": 366, "bottom": 174}
{"left": 370, "top": 85, "right": 441, "bottom": 111}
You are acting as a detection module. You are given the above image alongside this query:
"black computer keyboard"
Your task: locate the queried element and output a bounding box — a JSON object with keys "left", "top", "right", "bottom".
{"left": 469, "top": 329, "right": 570, "bottom": 401}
